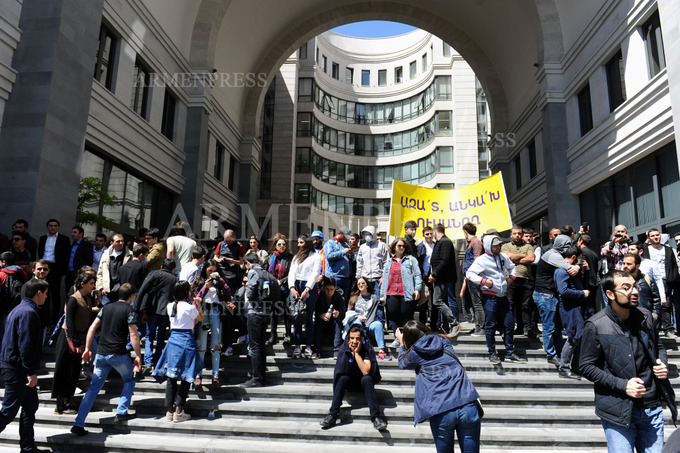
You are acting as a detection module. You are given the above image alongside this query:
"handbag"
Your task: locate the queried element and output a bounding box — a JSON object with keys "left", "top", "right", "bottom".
{"left": 442, "top": 347, "right": 485, "bottom": 418}
{"left": 418, "top": 285, "right": 430, "bottom": 306}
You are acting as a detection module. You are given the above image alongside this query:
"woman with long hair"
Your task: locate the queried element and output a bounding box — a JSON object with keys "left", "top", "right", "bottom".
{"left": 153, "top": 281, "right": 203, "bottom": 422}
{"left": 243, "top": 236, "right": 269, "bottom": 267}
{"left": 266, "top": 236, "right": 293, "bottom": 345}
{"left": 191, "top": 260, "right": 232, "bottom": 387}
{"left": 287, "top": 234, "right": 321, "bottom": 358}
{"left": 345, "top": 276, "right": 389, "bottom": 360}
{"left": 380, "top": 237, "right": 422, "bottom": 348}
{"left": 52, "top": 272, "right": 98, "bottom": 414}
{"left": 396, "top": 320, "right": 481, "bottom": 452}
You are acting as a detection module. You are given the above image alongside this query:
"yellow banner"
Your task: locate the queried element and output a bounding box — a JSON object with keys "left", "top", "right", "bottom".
{"left": 389, "top": 172, "right": 513, "bottom": 240}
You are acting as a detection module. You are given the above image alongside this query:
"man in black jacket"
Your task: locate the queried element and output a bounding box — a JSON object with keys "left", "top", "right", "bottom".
{"left": 580, "top": 269, "right": 674, "bottom": 451}
{"left": 135, "top": 259, "right": 177, "bottom": 371}
{"left": 65, "top": 226, "right": 94, "bottom": 291}
{"left": 38, "top": 219, "right": 70, "bottom": 324}
{"left": 428, "top": 224, "right": 460, "bottom": 337}
{"left": 0, "top": 278, "right": 49, "bottom": 453}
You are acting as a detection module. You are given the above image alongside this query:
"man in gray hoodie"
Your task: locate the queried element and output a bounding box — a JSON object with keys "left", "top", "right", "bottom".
{"left": 355, "top": 226, "right": 389, "bottom": 296}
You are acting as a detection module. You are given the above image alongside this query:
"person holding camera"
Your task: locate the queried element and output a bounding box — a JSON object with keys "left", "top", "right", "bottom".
{"left": 191, "top": 260, "right": 233, "bottom": 387}
{"left": 153, "top": 281, "right": 203, "bottom": 422}
{"left": 288, "top": 234, "right": 322, "bottom": 358}
{"left": 601, "top": 225, "right": 630, "bottom": 274}
{"left": 397, "top": 320, "right": 481, "bottom": 452}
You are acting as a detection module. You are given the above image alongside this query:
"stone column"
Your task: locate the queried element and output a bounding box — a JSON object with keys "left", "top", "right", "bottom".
{"left": 541, "top": 102, "right": 580, "bottom": 226}
{"left": 0, "top": 0, "right": 104, "bottom": 229}
{"left": 657, "top": 0, "right": 680, "bottom": 164}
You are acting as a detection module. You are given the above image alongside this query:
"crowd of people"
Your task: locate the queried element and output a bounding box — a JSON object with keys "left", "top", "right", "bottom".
{"left": 0, "top": 217, "right": 678, "bottom": 452}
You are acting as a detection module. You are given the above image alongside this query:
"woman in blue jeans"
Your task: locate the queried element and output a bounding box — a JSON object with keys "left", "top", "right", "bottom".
{"left": 397, "top": 320, "right": 481, "bottom": 452}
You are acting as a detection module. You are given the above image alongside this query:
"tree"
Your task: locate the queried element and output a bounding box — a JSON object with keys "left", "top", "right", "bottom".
{"left": 76, "top": 177, "right": 118, "bottom": 230}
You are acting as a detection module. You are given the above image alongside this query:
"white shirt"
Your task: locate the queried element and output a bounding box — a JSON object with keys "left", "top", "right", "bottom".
{"left": 288, "top": 253, "right": 322, "bottom": 290}
{"left": 167, "top": 301, "right": 199, "bottom": 330}
{"left": 43, "top": 234, "right": 57, "bottom": 262}
{"left": 167, "top": 236, "right": 197, "bottom": 274}
{"left": 640, "top": 258, "right": 666, "bottom": 301}
{"left": 422, "top": 241, "right": 435, "bottom": 275}
{"left": 179, "top": 262, "right": 199, "bottom": 285}
{"left": 648, "top": 245, "right": 666, "bottom": 278}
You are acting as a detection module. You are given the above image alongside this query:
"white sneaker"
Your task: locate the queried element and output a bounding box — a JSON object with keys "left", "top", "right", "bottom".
{"left": 173, "top": 411, "right": 191, "bottom": 423}
{"left": 165, "top": 411, "right": 174, "bottom": 421}
{"left": 389, "top": 339, "right": 400, "bottom": 349}
{"left": 237, "top": 335, "right": 248, "bottom": 345}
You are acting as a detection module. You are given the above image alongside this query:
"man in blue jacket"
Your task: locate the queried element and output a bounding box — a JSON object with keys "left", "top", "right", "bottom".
{"left": 323, "top": 226, "right": 352, "bottom": 303}
{"left": 0, "top": 278, "right": 50, "bottom": 453}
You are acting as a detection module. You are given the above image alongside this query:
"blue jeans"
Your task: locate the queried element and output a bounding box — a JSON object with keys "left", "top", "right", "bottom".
{"left": 601, "top": 406, "right": 664, "bottom": 453}
{"left": 74, "top": 353, "right": 135, "bottom": 428}
{"left": 448, "top": 285, "right": 459, "bottom": 321}
{"left": 292, "top": 281, "right": 318, "bottom": 346}
{"left": 195, "top": 307, "right": 222, "bottom": 378}
{"left": 482, "top": 293, "right": 515, "bottom": 355}
{"left": 368, "top": 320, "right": 385, "bottom": 349}
{"left": 429, "top": 402, "right": 481, "bottom": 453}
{"left": 0, "top": 369, "right": 39, "bottom": 452}
{"left": 145, "top": 314, "right": 169, "bottom": 367}
{"left": 533, "top": 291, "right": 563, "bottom": 359}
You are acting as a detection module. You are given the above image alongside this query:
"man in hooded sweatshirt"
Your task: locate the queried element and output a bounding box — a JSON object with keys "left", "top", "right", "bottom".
{"left": 533, "top": 230, "right": 581, "bottom": 366}
{"left": 466, "top": 235, "right": 527, "bottom": 365}
{"left": 355, "top": 225, "right": 389, "bottom": 296}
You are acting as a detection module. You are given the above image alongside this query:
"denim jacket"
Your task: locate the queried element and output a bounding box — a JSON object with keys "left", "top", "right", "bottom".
{"left": 380, "top": 254, "right": 422, "bottom": 301}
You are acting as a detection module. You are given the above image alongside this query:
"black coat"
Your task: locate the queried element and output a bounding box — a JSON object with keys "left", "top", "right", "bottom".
{"left": 134, "top": 269, "right": 177, "bottom": 316}
{"left": 38, "top": 233, "right": 71, "bottom": 275}
{"left": 429, "top": 235, "right": 457, "bottom": 284}
{"left": 71, "top": 239, "right": 94, "bottom": 272}
{"left": 643, "top": 244, "right": 679, "bottom": 290}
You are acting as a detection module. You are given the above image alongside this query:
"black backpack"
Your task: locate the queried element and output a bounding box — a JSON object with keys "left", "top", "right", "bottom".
{"left": 0, "top": 271, "right": 25, "bottom": 313}
{"left": 253, "top": 268, "right": 281, "bottom": 302}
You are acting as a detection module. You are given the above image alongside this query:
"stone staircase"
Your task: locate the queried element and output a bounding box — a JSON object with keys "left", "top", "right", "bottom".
{"left": 1, "top": 323, "right": 678, "bottom": 452}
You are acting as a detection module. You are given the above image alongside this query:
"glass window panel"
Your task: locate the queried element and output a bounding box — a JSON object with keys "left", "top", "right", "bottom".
{"left": 122, "top": 173, "right": 143, "bottom": 231}
{"left": 658, "top": 143, "right": 680, "bottom": 218}
{"left": 102, "top": 164, "right": 125, "bottom": 224}
{"left": 614, "top": 169, "right": 634, "bottom": 228}
{"left": 633, "top": 157, "right": 657, "bottom": 226}
{"left": 337, "top": 163, "right": 345, "bottom": 187}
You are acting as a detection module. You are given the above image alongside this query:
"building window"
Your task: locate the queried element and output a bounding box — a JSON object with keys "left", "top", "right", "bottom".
{"left": 443, "top": 43, "right": 452, "bottom": 57}
{"left": 94, "top": 24, "right": 117, "bottom": 90}
{"left": 514, "top": 156, "right": 522, "bottom": 191}
{"left": 228, "top": 155, "right": 237, "bottom": 191}
{"left": 361, "top": 70, "right": 370, "bottom": 86}
{"left": 436, "top": 111, "right": 452, "bottom": 135}
{"left": 323, "top": 55, "right": 327, "bottom": 73}
{"left": 332, "top": 63, "right": 339, "bottom": 80}
{"left": 299, "top": 43, "right": 307, "bottom": 59}
{"left": 409, "top": 61, "right": 417, "bottom": 79}
{"left": 606, "top": 50, "right": 626, "bottom": 112}
{"left": 346, "top": 68, "right": 353, "bottom": 84}
{"left": 296, "top": 112, "right": 312, "bottom": 136}
{"left": 294, "top": 184, "right": 311, "bottom": 203}
{"left": 378, "top": 70, "right": 387, "bottom": 86}
{"left": 642, "top": 11, "right": 666, "bottom": 78}
{"left": 214, "top": 142, "right": 224, "bottom": 181}
{"left": 577, "top": 84, "right": 593, "bottom": 137}
{"left": 395, "top": 67, "right": 403, "bottom": 83}
{"left": 315, "top": 47, "right": 319, "bottom": 64}
{"left": 295, "top": 147, "right": 311, "bottom": 172}
{"left": 161, "top": 89, "right": 177, "bottom": 141}
{"left": 437, "top": 147, "right": 453, "bottom": 173}
{"left": 260, "top": 79, "right": 275, "bottom": 198}
{"left": 422, "top": 53, "right": 428, "bottom": 71}
{"left": 130, "top": 58, "right": 151, "bottom": 120}
{"left": 298, "top": 78, "right": 313, "bottom": 102}
{"left": 528, "top": 140, "right": 537, "bottom": 179}
{"left": 435, "top": 76, "right": 451, "bottom": 99}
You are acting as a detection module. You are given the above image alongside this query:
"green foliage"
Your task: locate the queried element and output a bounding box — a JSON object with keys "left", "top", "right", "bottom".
{"left": 76, "top": 177, "right": 118, "bottom": 230}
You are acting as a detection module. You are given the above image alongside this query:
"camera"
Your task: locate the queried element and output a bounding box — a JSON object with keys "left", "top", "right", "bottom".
{"left": 210, "top": 275, "right": 220, "bottom": 286}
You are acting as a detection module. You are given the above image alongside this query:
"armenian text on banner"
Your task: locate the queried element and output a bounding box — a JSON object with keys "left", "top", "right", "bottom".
{"left": 389, "top": 172, "right": 513, "bottom": 241}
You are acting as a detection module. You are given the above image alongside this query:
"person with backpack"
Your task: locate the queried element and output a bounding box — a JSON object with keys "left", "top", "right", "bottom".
{"left": 0, "top": 251, "right": 29, "bottom": 343}
{"left": 241, "top": 253, "right": 280, "bottom": 388}
{"left": 461, "top": 223, "right": 485, "bottom": 336}
{"left": 287, "top": 234, "right": 322, "bottom": 358}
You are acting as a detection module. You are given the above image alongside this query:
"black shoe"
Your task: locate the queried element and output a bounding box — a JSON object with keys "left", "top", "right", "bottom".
{"left": 547, "top": 357, "right": 560, "bottom": 366}
{"left": 240, "top": 378, "right": 263, "bottom": 388}
{"left": 114, "top": 412, "right": 136, "bottom": 423}
{"left": 70, "top": 425, "right": 89, "bottom": 436}
{"left": 558, "top": 369, "right": 581, "bottom": 380}
{"left": 372, "top": 416, "right": 388, "bottom": 431}
{"left": 506, "top": 353, "right": 527, "bottom": 363}
{"left": 489, "top": 353, "right": 501, "bottom": 365}
{"left": 26, "top": 447, "right": 52, "bottom": 453}
{"left": 320, "top": 414, "right": 337, "bottom": 429}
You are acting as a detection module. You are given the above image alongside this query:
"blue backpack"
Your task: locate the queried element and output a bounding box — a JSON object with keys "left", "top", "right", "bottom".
{"left": 463, "top": 246, "right": 476, "bottom": 274}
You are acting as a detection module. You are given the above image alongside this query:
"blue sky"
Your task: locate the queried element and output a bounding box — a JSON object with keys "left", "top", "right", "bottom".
{"left": 332, "top": 21, "right": 418, "bottom": 38}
